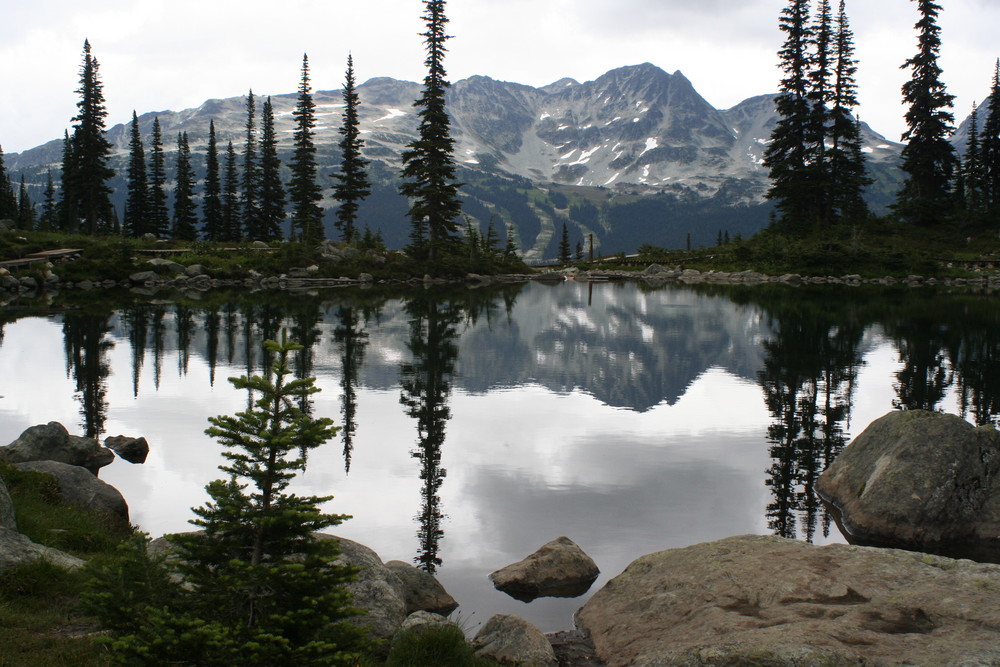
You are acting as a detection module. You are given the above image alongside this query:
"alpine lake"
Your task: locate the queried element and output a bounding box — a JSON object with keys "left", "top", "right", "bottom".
{"left": 1, "top": 278, "right": 997, "bottom": 633}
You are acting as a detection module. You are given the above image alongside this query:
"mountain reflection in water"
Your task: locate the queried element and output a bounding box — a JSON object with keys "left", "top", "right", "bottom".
{"left": 2, "top": 281, "right": 999, "bottom": 632}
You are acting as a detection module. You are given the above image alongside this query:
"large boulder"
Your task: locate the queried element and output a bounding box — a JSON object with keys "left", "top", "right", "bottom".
{"left": 0, "top": 476, "right": 15, "bottom": 529}
{"left": 385, "top": 559, "right": 459, "bottom": 615}
{"left": 576, "top": 534, "right": 1000, "bottom": 666}
{"left": 489, "top": 536, "right": 599, "bottom": 602}
{"left": 0, "top": 422, "right": 115, "bottom": 474}
{"left": 0, "top": 527, "right": 84, "bottom": 574}
{"left": 472, "top": 614, "right": 557, "bottom": 667}
{"left": 12, "top": 461, "right": 129, "bottom": 522}
{"left": 104, "top": 435, "right": 149, "bottom": 464}
{"left": 816, "top": 410, "right": 1000, "bottom": 556}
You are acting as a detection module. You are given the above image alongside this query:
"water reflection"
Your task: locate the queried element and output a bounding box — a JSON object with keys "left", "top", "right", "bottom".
{"left": 5, "top": 283, "right": 1000, "bottom": 624}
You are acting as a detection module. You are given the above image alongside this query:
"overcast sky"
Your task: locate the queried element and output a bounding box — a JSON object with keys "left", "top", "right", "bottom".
{"left": 1, "top": 0, "right": 997, "bottom": 155}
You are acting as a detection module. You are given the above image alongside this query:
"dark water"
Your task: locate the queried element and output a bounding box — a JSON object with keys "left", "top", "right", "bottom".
{"left": 1, "top": 281, "right": 998, "bottom": 632}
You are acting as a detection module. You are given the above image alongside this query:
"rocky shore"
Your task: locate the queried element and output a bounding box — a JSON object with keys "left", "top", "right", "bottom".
{"left": 5, "top": 411, "right": 1000, "bottom": 665}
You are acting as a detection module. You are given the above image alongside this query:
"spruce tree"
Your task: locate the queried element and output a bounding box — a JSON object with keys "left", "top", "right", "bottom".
{"left": 242, "top": 90, "right": 262, "bottom": 240}
{"left": 963, "top": 102, "right": 986, "bottom": 216}
{"left": 895, "top": 0, "right": 957, "bottom": 226}
{"left": 40, "top": 170, "right": 57, "bottom": 231}
{"left": 16, "top": 176, "right": 35, "bottom": 230}
{"left": 83, "top": 335, "right": 366, "bottom": 665}
{"left": 763, "top": 0, "right": 814, "bottom": 235}
{"left": 400, "top": 0, "right": 463, "bottom": 263}
{"left": 124, "top": 111, "right": 148, "bottom": 237}
{"left": 147, "top": 118, "right": 170, "bottom": 238}
{"left": 289, "top": 55, "right": 324, "bottom": 244}
{"left": 260, "top": 97, "right": 286, "bottom": 241}
{"left": 0, "top": 146, "right": 16, "bottom": 221}
{"left": 982, "top": 60, "right": 1000, "bottom": 217}
{"left": 69, "top": 40, "right": 115, "bottom": 234}
{"left": 332, "top": 54, "right": 371, "bottom": 243}
{"left": 558, "top": 222, "right": 571, "bottom": 263}
{"left": 202, "top": 120, "right": 223, "bottom": 241}
{"left": 57, "top": 131, "right": 76, "bottom": 231}
{"left": 172, "top": 132, "right": 198, "bottom": 241}
{"left": 807, "top": 0, "right": 834, "bottom": 225}
{"left": 222, "top": 141, "right": 241, "bottom": 241}
{"left": 828, "top": 0, "right": 871, "bottom": 226}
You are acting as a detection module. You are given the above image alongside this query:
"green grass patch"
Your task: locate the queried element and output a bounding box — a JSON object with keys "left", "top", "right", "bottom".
{"left": 383, "top": 623, "right": 498, "bottom": 667}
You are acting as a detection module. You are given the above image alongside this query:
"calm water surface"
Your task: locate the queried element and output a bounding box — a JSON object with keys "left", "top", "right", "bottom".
{"left": 1, "top": 280, "right": 997, "bottom": 632}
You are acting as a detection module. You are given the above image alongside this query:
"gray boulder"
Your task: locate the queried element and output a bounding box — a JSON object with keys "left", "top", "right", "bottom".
{"left": 13, "top": 461, "right": 129, "bottom": 522}
{"left": 147, "top": 258, "right": 186, "bottom": 275}
{"left": 0, "top": 476, "right": 15, "bottom": 529}
{"left": 817, "top": 410, "right": 1000, "bottom": 555}
{"left": 0, "top": 422, "right": 114, "bottom": 474}
{"left": 0, "top": 527, "right": 84, "bottom": 574}
{"left": 398, "top": 610, "right": 452, "bottom": 634}
{"left": 576, "top": 534, "right": 1000, "bottom": 667}
{"left": 184, "top": 264, "right": 207, "bottom": 277}
{"left": 129, "top": 270, "right": 160, "bottom": 283}
{"left": 104, "top": 435, "right": 149, "bottom": 464}
{"left": 385, "top": 559, "right": 459, "bottom": 615}
{"left": 489, "top": 536, "right": 599, "bottom": 602}
{"left": 473, "top": 614, "right": 557, "bottom": 667}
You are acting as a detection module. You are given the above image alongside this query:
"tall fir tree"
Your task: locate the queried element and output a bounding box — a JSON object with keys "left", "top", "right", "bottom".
{"left": 828, "top": 0, "right": 871, "bottom": 226}
{"left": 982, "top": 60, "right": 1000, "bottom": 217}
{"left": 241, "top": 90, "right": 262, "bottom": 240}
{"left": 40, "top": 170, "right": 57, "bottom": 231}
{"left": 68, "top": 40, "right": 115, "bottom": 234}
{"left": 558, "top": 222, "right": 571, "bottom": 263}
{"left": 332, "top": 54, "right": 371, "bottom": 243}
{"left": 172, "top": 132, "right": 198, "bottom": 240}
{"left": 289, "top": 55, "right": 324, "bottom": 244}
{"left": 57, "top": 131, "right": 76, "bottom": 231}
{"left": 400, "top": 0, "right": 463, "bottom": 263}
{"left": 895, "top": 0, "right": 957, "bottom": 226}
{"left": 202, "top": 120, "right": 223, "bottom": 241}
{"left": 0, "top": 145, "right": 16, "bottom": 221}
{"left": 763, "top": 0, "right": 814, "bottom": 235}
{"left": 259, "top": 96, "right": 286, "bottom": 241}
{"left": 806, "top": 0, "right": 835, "bottom": 226}
{"left": 124, "top": 111, "right": 148, "bottom": 237}
{"left": 221, "top": 140, "right": 242, "bottom": 241}
{"left": 147, "top": 118, "right": 170, "bottom": 238}
{"left": 16, "top": 176, "right": 35, "bottom": 230}
{"left": 963, "top": 102, "right": 986, "bottom": 216}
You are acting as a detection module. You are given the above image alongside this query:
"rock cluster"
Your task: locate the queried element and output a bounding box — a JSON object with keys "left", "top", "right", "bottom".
{"left": 0, "top": 422, "right": 114, "bottom": 474}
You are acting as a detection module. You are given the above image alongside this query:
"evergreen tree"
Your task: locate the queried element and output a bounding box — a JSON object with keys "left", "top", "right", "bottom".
{"left": 172, "top": 132, "right": 198, "bottom": 240}
{"left": 68, "top": 40, "right": 115, "bottom": 234}
{"left": 242, "top": 90, "right": 262, "bottom": 240}
{"left": 332, "top": 54, "right": 371, "bottom": 243}
{"left": 963, "top": 102, "right": 986, "bottom": 216}
{"left": 0, "top": 146, "right": 16, "bottom": 221}
{"left": 57, "top": 131, "right": 76, "bottom": 231}
{"left": 289, "top": 55, "right": 324, "bottom": 244}
{"left": 147, "top": 118, "right": 170, "bottom": 238}
{"left": 806, "top": 0, "right": 834, "bottom": 226}
{"left": 895, "top": 0, "right": 957, "bottom": 226}
{"left": 828, "top": 0, "right": 871, "bottom": 226}
{"left": 503, "top": 227, "right": 519, "bottom": 260}
{"left": 558, "top": 222, "right": 571, "bottom": 263}
{"left": 400, "top": 0, "right": 463, "bottom": 263}
{"left": 123, "top": 111, "right": 148, "bottom": 237}
{"left": 222, "top": 140, "right": 241, "bottom": 241}
{"left": 16, "top": 176, "right": 35, "bottom": 230}
{"left": 202, "top": 120, "right": 223, "bottom": 241}
{"left": 982, "top": 60, "right": 1000, "bottom": 217}
{"left": 40, "top": 170, "right": 57, "bottom": 231}
{"left": 83, "top": 335, "right": 366, "bottom": 665}
{"left": 259, "top": 97, "right": 286, "bottom": 241}
{"left": 763, "top": 0, "right": 814, "bottom": 234}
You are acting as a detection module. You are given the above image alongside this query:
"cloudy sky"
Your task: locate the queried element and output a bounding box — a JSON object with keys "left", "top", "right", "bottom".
{"left": 1, "top": 0, "right": 997, "bottom": 155}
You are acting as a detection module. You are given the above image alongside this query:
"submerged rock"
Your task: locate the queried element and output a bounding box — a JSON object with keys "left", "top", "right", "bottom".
{"left": 576, "top": 534, "right": 1000, "bottom": 666}
{"left": 816, "top": 410, "right": 1000, "bottom": 559}
{"left": 490, "top": 536, "right": 599, "bottom": 602}
{"left": 104, "top": 435, "right": 150, "bottom": 464}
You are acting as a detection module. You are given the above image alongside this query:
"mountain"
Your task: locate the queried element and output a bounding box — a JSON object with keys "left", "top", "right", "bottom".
{"left": 6, "top": 63, "right": 906, "bottom": 257}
